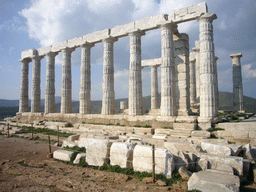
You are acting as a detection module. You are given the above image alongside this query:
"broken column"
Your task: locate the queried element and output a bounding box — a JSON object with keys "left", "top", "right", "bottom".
{"left": 129, "top": 30, "right": 144, "bottom": 116}
{"left": 19, "top": 58, "right": 31, "bottom": 113}
{"left": 230, "top": 53, "right": 244, "bottom": 113}
{"left": 161, "top": 23, "right": 176, "bottom": 116}
{"left": 80, "top": 43, "right": 94, "bottom": 114}
{"left": 189, "top": 52, "right": 197, "bottom": 110}
{"left": 31, "top": 55, "right": 44, "bottom": 113}
{"left": 45, "top": 52, "right": 58, "bottom": 113}
{"left": 197, "top": 13, "right": 217, "bottom": 128}
{"left": 61, "top": 48, "right": 75, "bottom": 114}
{"left": 102, "top": 37, "right": 117, "bottom": 115}
{"left": 151, "top": 65, "right": 159, "bottom": 109}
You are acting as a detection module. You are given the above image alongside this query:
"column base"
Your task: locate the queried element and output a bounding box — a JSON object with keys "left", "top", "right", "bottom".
{"left": 198, "top": 116, "right": 213, "bottom": 130}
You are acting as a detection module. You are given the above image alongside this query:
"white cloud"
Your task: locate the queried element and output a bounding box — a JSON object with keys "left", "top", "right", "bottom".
{"left": 243, "top": 64, "right": 256, "bottom": 79}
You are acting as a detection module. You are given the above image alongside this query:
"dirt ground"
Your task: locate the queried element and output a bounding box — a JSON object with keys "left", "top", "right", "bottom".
{"left": 0, "top": 135, "right": 188, "bottom": 192}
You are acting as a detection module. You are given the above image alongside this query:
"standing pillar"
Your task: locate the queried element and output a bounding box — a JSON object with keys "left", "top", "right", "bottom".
{"left": 230, "top": 53, "right": 244, "bottom": 113}
{"left": 174, "top": 33, "right": 190, "bottom": 116}
{"left": 151, "top": 65, "right": 159, "bottom": 109}
{"left": 161, "top": 23, "right": 176, "bottom": 116}
{"left": 102, "top": 37, "right": 117, "bottom": 115}
{"left": 214, "top": 56, "right": 219, "bottom": 114}
{"left": 45, "top": 52, "right": 58, "bottom": 113}
{"left": 31, "top": 55, "right": 44, "bottom": 113}
{"left": 192, "top": 40, "right": 200, "bottom": 103}
{"left": 197, "top": 13, "right": 217, "bottom": 125}
{"left": 189, "top": 52, "right": 197, "bottom": 109}
{"left": 80, "top": 43, "right": 94, "bottom": 114}
{"left": 19, "top": 58, "right": 31, "bottom": 113}
{"left": 129, "top": 30, "right": 145, "bottom": 116}
{"left": 61, "top": 48, "right": 75, "bottom": 114}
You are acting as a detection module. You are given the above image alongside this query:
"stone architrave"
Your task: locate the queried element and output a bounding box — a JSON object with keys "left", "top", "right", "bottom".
{"left": 197, "top": 13, "right": 217, "bottom": 125}
{"left": 79, "top": 43, "right": 94, "bottom": 114}
{"left": 161, "top": 23, "right": 176, "bottom": 116}
{"left": 189, "top": 52, "right": 197, "bottom": 109}
{"left": 192, "top": 41, "right": 200, "bottom": 104}
{"left": 45, "top": 52, "right": 58, "bottom": 113}
{"left": 61, "top": 48, "right": 75, "bottom": 114}
{"left": 19, "top": 58, "right": 31, "bottom": 112}
{"left": 31, "top": 55, "right": 44, "bottom": 113}
{"left": 174, "top": 33, "right": 190, "bottom": 116}
{"left": 129, "top": 30, "right": 145, "bottom": 116}
{"left": 230, "top": 53, "right": 244, "bottom": 113}
{"left": 151, "top": 65, "right": 159, "bottom": 109}
{"left": 102, "top": 37, "right": 117, "bottom": 115}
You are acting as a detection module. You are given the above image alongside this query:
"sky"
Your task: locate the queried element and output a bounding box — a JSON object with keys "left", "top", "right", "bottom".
{"left": 0, "top": 0, "right": 256, "bottom": 102}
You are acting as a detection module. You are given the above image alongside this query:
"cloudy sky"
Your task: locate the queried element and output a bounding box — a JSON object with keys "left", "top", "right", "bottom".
{"left": 1, "top": 0, "right": 256, "bottom": 102}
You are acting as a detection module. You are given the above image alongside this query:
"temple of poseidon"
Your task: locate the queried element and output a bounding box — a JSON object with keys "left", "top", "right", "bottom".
{"left": 15, "top": 2, "right": 245, "bottom": 130}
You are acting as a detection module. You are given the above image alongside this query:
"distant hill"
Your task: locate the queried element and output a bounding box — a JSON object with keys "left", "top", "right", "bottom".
{"left": 0, "top": 92, "right": 255, "bottom": 120}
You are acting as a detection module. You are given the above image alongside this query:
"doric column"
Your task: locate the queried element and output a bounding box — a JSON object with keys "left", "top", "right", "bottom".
{"left": 174, "top": 33, "right": 190, "bottom": 116}
{"left": 102, "top": 37, "right": 117, "bottom": 115}
{"left": 80, "top": 43, "right": 94, "bottom": 114}
{"left": 161, "top": 23, "right": 176, "bottom": 116}
{"left": 214, "top": 56, "right": 219, "bottom": 114}
{"left": 45, "top": 52, "right": 58, "bottom": 114}
{"left": 31, "top": 55, "right": 44, "bottom": 113}
{"left": 230, "top": 53, "right": 244, "bottom": 113}
{"left": 61, "top": 48, "right": 75, "bottom": 114}
{"left": 151, "top": 65, "right": 159, "bottom": 109}
{"left": 189, "top": 52, "right": 197, "bottom": 109}
{"left": 19, "top": 58, "right": 31, "bottom": 113}
{"left": 197, "top": 13, "right": 217, "bottom": 123}
{"left": 129, "top": 30, "right": 145, "bottom": 116}
{"left": 192, "top": 40, "right": 200, "bottom": 103}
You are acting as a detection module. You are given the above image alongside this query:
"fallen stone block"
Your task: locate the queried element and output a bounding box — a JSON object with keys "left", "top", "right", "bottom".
{"left": 244, "top": 143, "right": 256, "bottom": 163}
{"left": 209, "top": 163, "right": 234, "bottom": 175}
{"left": 73, "top": 153, "right": 86, "bottom": 164}
{"left": 196, "top": 158, "right": 209, "bottom": 172}
{"left": 86, "top": 139, "right": 112, "bottom": 166}
{"left": 68, "top": 134, "right": 80, "bottom": 142}
{"left": 201, "top": 142, "right": 232, "bottom": 156}
{"left": 133, "top": 145, "right": 174, "bottom": 178}
{"left": 188, "top": 171, "right": 240, "bottom": 192}
{"left": 53, "top": 150, "right": 73, "bottom": 162}
{"left": 164, "top": 140, "right": 198, "bottom": 154}
{"left": 229, "top": 144, "right": 243, "bottom": 156}
{"left": 178, "top": 166, "right": 192, "bottom": 180}
{"left": 110, "top": 142, "right": 135, "bottom": 168}
{"left": 191, "top": 130, "right": 211, "bottom": 139}
{"left": 62, "top": 140, "right": 76, "bottom": 148}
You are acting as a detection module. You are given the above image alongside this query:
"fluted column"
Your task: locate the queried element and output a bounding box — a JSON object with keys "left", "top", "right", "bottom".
{"left": 80, "top": 43, "right": 94, "bottom": 114}
{"left": 161, "top": 23, "right": 176, "bottom": 116}
{"left": 192, "top": 40, "right": 200, "bottom": 103}
{"left": 31, "top": 55, "right": 44, "bottom": 113}
{"left": 151, "top": 65, "right": 159, "bottom": 109}
{"left": 61, "top": 48, "right": 75, "bottom": 114}
{"left": 19, "top": 58, "right": 31, "bottom": 113}
{"left": 214, "top": 56, "right": 219, "bottom": 114}
{"left": 189, "top": 52, "right": 197, "bottom": 108}
{"left": 198, "top": 13, "right": 217, "bottom": 122}
{"left": 129, "top": 30, "right": 145, "bottom": 116}
{"left": 45, "top": 52, "right": 58, "bottom": 113}
{"left": 102, "top": 37, "right": 117, "bottom": 115}
{"left": 230, "top": 53, "right": 244, "bottom": 113}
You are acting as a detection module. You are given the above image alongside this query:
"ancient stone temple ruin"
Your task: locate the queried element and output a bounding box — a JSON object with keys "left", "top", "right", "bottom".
{"left": 17, "top": 2, "right": 218, "bottom": 129}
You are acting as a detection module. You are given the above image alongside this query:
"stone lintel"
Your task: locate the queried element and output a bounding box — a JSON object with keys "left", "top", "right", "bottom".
{"left": 21, "top": 49, "right": 37, "bottom": 59}
{"left": 37, "top": 45, "right": 52, "bottom": 56}
{"left": 82, "top": 28, "right": 111, "bottom": 44}
{"left": 230, "top": 53, "right": 242, "bottom": 58}
{"left": 141, "top": 58, "right": 162, "bottom": 67}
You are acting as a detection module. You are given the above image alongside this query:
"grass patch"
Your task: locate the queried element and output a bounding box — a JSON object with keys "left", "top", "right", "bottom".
{"left": 163, "top": 127, "right": 173, "bottom": 129}
{"left": 134, "top": 125, "right": 152, "bottom": 128}
{"left": 63, "top": 146, "right": 86, "bottom": 153}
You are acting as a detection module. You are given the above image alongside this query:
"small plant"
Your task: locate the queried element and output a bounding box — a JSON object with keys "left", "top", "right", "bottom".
{"left": 63, "top": 146, "right": 86, "bottom": 153}
{"left": 163, "top": 127, "right": 173, "bottom": 129}
{"left": 82, "top": 122, "right": 85, "bottom": 124}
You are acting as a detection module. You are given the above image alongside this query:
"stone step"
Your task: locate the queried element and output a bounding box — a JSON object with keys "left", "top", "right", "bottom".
{"left": 148, "top": 109, "right": 161, "bottom": 116}
{"left": 173, "top": 123, "right": 196, "bottom": 130}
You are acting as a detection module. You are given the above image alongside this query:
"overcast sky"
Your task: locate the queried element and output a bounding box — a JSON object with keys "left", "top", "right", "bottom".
{"left": 1, "top": 0, "right": 256, "bottom": 101}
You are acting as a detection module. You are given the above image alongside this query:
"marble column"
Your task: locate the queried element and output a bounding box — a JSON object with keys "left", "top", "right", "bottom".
{"left": 214, "top": 56, "right": 219, "bottom": 114}
{"left": 80, "top": 43, "right": 94, "bottom": 114}
{"left": 174, "top": 33, "right": 190, "bottom": 116}
{"left": 45, "top": 52, "right": 58, "bottom": 114}
{"left": 19, "top": 58, "right": 31, "bottom": 113}
{"left": 31, "top": 55, "right": 44, "bottom": 113}
{"left": 61, "top": 48, "right": 75, "bottom": 114}
{"left": 192, "top": 40, "right": 200, "bottom": 103}
{"left": 197, "top": 13, "right": 217, "bottom": 122}
{"left": 230, "top": 53, "right": 244, "bottom": 113}
{"left": 189, "top": 52, "right": 197, "bottom": 109}
{"left": 151, "top": 65, "right": 159, "bottom": 109}
{"left": 129, "top": 30, "right": 145, "bottom": 116}
{"left": 161, "top": 23, "right": 176, "bottom": 116}
{"left": 102, "top": 37, "right": 117, "bottom": 115}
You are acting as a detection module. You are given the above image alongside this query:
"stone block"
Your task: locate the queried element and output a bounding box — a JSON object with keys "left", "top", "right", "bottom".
{"left": 191, "top": 131, "right": 210, "bottom": 139}
{"left": 53, "top": 150, "right": 73, "bottom": 162}
{"left": 21, "top": 49, "right": 37, "bottom": 59}
{"left": 201, "top": 142, "right": 232, "bottom": 156}
{"left": 178, "top": 166, "right": 192, "bottom": 180}
{"left": 110, "top": 142, "right": 135, "bottom": 168}
{"left": 51, "top": 40, "right": 68, "bottom": 52}
{"left": 229, "top": 144, "right": 243, "bottom": 156}
{"left": 73, "top": 153, "right": 86, "bottom": 164}
{"left": 188, "top": 171, "right": 240, "bottom": 192}
{"left": 37, "top": 45, "right": 52, "bottom": 56}
{"left": 86, "top": 139, "right": 112, "bottom": 166}
{"left": 135, "top": 14, "right": 167, "bottom": 31}
{"left": 196, "top": 158, "right": 209, "bottom": 172}
{"left": 83, "top": 28, "right": 110, "bottom": 43}
{"left": 111, "top": 22, "right": 135, "bottom": 37}
{"left": 133, "top": 145, "right": 174, "bottom": 178}
{"left": 62, "top": 140, "right": 76, "bottom": 148}
{"left": 164, "top": 141, "right": 198, "bottom": 154}
{"left": 244, "top": 143, "right": 256, "bottom": 163}
{"left": 68, "top": 37, "right": 83, "bottom": 47}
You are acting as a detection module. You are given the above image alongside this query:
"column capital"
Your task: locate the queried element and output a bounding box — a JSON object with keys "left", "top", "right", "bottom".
{"left": 80, "top": 42, "right": 95, "bottom": 48}
{"left": 61, "top": 47, "right": 75, "bottom": 53}
{"left": 19, "top": 58, "right": 32, "bottom": 63}
{"left": 197, "top": 13, "right": 217, "bottom": 22}
{"left": 32, "top": 55, "right": 44, "bottom": 61}
{"left": 46, "top": 51, "right": 58, "bottom": 57}
{"left": 103, "top": 36, "right": 118, "bottom": 43}
{"left": 189, "top": 52, "right": 196, "bottom": 62}
{"left": 128, "top": 29, "right": 145, "bottom": 37}
{"left": 230, "top": 53, "right": 242, "bottom": 59}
